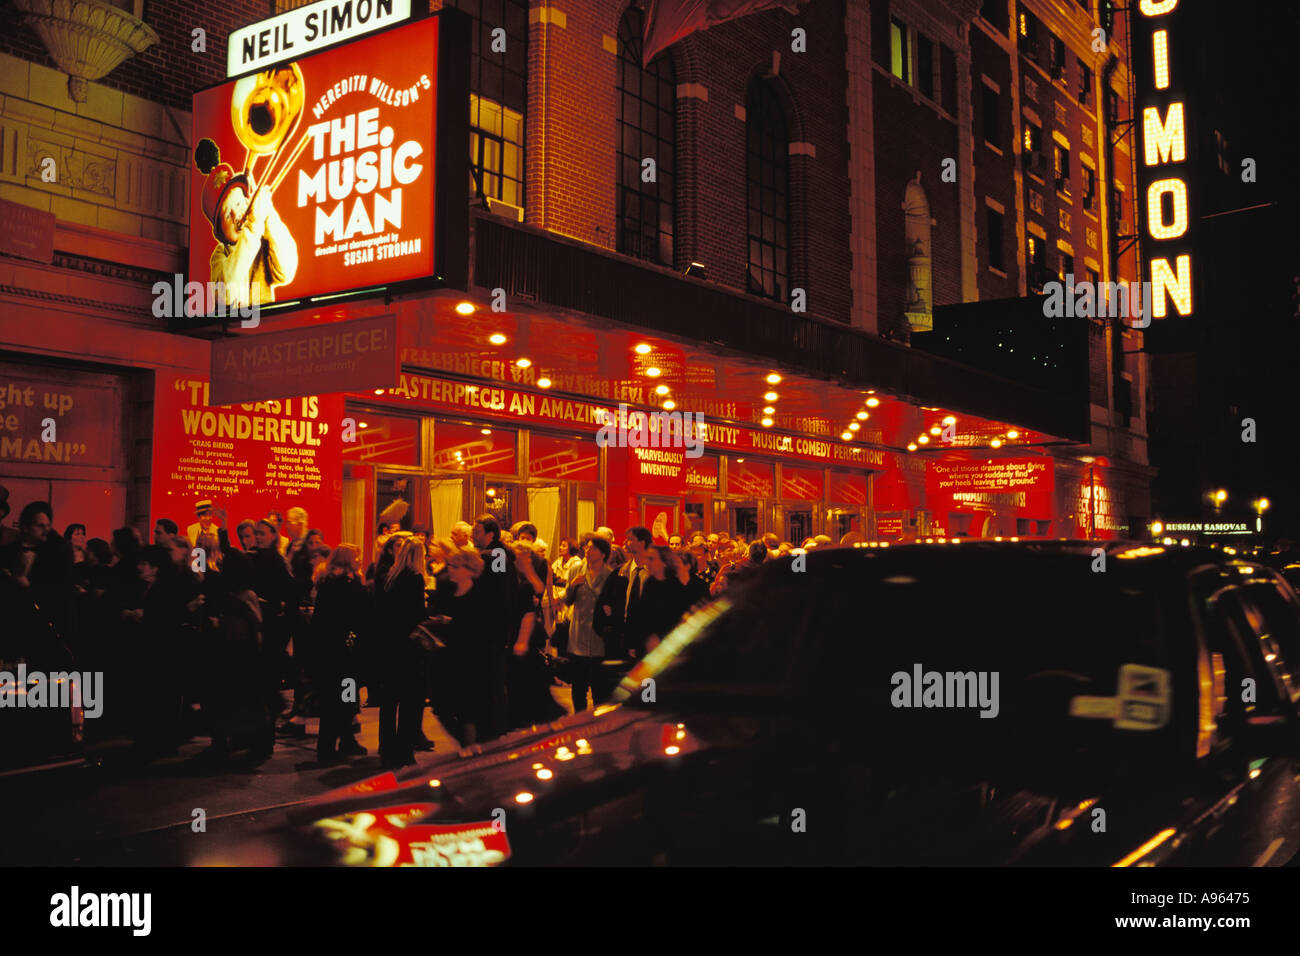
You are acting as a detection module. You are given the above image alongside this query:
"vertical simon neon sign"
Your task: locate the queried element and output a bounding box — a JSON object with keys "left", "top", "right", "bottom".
{"left": 1138, "top": 0, "right": 1192, "bottom": 317}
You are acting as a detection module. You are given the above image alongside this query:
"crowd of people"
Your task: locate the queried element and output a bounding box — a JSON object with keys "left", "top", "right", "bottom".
{"left": 0, "top": 482, "right": 833, "bottom": 771}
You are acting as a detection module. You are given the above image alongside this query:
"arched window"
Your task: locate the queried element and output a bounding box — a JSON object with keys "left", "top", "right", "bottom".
{"left": 617, "top": 6, "right": 675, "bottom": 266}
{"left": 746, "top": 79, "right": 789, "bottom": 301}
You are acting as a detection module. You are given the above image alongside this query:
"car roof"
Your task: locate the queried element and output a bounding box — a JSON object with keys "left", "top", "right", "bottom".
{"left": 746, "top": 540, "right": 1259, "bottom": 584}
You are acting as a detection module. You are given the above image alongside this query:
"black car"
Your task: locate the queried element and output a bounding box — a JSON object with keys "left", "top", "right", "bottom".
{"left": 210, "top": 541, "right": 1300, "bottom": 866}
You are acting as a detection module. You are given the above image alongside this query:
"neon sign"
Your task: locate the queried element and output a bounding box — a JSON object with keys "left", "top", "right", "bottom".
{"left": 1137, "top": 0, "right": 1192, "bottom": 317}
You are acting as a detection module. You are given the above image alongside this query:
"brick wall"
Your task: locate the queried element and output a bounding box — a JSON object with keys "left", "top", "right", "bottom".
{"left": 528, "top": 0, "right": 853, "bottom": 325}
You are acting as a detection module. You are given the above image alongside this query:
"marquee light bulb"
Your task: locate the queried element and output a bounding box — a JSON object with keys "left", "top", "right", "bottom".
{"left": 655, "top": 385, "right": 669, "bottom": 395}
{"left": 515, "top": 358, "right": 531, "bottom": 368}
{"left": 456, "top": 302, "right": 476, "bottom": 315}
{"left": 866, "top": 397, "right": 880, "bottom": 407}
{"left": 488, "top": 333, "right": 507, "bottom": 345}
{"left": 761, "top": 417, "right": 774, "bottom": 428}
{"left": 856, "top": 411, "right": 869, "bottom": 420}
{"left": 766, "top": 373, "right": 782, "bottom": 384}
{"left": 849, "top": 422, "right": 860, "bottom": 431}
{"left": 646, "top": 367, "right": 662, "bottom": 377}
{"left": 763, "top": 406, "right": 775, "bottom": 415}
{"left": 907, "top": 443, "right": 918, "bottom": 451}
{"left": 537, "top": 378, "right": 552, "bottom": 388}
{"left": 764, "top": 391, "right": 779, "bottom": 402}
{"left": 635, "top": 343, "right": 652, "bottom": 354}
{"left": 841, "top": 431, "right": 853, "bottom": 441}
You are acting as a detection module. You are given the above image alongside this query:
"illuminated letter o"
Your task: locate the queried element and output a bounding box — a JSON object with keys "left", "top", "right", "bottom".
{"left": 1146, "top": 178, "right": 1188, "bottom": 240}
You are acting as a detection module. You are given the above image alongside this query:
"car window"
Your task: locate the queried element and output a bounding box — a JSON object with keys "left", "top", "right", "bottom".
{"left": 1199, "top": 585, "right": 1287, "bottom": 723}
{"left": 1238, "top": 580, "right": 1300, "bottom": 707}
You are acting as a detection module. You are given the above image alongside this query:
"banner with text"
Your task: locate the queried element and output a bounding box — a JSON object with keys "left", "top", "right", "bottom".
{"left": 151, "top": 374, "right": 343, "bottom": 542}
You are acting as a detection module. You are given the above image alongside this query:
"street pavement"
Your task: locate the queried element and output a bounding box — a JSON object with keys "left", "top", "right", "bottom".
{"left": 0, "top": 683, "right": 578, "bottom": 866}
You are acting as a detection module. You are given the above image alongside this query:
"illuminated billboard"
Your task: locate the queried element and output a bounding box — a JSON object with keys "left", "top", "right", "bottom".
{"left": 188, "top": 14, "right": 465, "bottom": 316}
{"left": 1133, "top": 0, "right": 1193, "bottom": 318}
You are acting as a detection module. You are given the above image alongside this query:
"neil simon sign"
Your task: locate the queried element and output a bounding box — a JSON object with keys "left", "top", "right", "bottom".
{"left": 227, "top": 0, "right": 413, "bottom": 77}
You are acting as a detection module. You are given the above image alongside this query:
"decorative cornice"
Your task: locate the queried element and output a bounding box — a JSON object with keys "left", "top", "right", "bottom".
{"left": 11, "top": 0, "right": 159, "bottom": 102}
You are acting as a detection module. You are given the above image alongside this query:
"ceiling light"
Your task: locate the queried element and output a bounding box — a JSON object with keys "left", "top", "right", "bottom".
{"left": 514, "top": 791, "right": 534, "bottom": 804}
{"left": 766, "top": 373, "right": 782, "bottom": 385}
{"left": 537, "top": 377, "right": 552, "bottom": 388}
{"left": 646, "top": 367, "right": 662, "bottom": 377}
{"left": 635, "top": 343, "right": 652, "bottom": 354}
{"left": 866, "top": 397, "right": 880, "bottom": 407}
{"left": 764, "top": 391, "right": 778, "bottom": 402}
{"left": 488, "top": 333, "right": 507, "bottom": 345}
{"left": 455, "top": 302, "right": 476, "bottom": 315}
{"left": 516, "top": 358, "right": 531, "bottom": 368}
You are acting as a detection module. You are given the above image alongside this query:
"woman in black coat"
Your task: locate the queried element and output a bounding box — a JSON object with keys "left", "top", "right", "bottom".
{"left": 311, "top": 545, "right": 370, "bottom": 763}
{"left": 429, "top": 543, "right": 493, "bottom": 750}
{"left": 374, "top": 538, "right": 430, "bottom": 767}
{"left": 640, "top": 546, "right": 689, "bottom": 654}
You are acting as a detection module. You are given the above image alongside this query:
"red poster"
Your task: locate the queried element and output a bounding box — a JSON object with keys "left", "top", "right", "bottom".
{"left": 189, "top": 18, "right": 438, "bottom": 308}
{"left": 684, "top": 455, "right": 718, "bottom": 492}
{"left": 150, "top": 374, "right": 343, "bottom": 542}
{"left": 926, "top": 456, "right": 1054, "bottom": 518}
{"left": 0, "top": 361, "right": 120, "bottom": 470}
{"left": 530, "top": 433, "right": 599, "bottom": 482}
{"left": 781, "top": 466, "right": 824, "bottom": 501}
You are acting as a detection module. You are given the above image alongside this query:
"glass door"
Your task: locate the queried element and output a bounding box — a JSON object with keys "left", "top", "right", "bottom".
{"left": 786, "top": 508, "right": 813, "bottom": 544}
